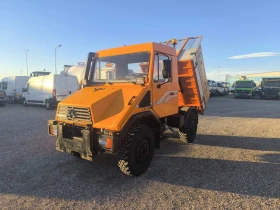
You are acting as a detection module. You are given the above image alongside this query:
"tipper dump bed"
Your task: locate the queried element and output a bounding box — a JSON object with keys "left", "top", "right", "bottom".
{"left": 161, "top": 37, "right": 209, "bottom": 114}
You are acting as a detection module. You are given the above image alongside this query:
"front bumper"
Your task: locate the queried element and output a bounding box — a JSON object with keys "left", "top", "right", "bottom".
{"left": 0, "top": 98, "right": 7, "bottom": 103}
{"left": 48, "top": 120, "right": 117, "bottom": 161}
{"left": 262, "top": 91, "right": 279, "bottom": 98}
{"left": 235, "top": 93, "right": 252, "bottom": 97}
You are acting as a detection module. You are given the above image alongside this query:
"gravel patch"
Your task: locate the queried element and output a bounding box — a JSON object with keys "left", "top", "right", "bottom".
{"left": 0, "top": 95, "right": 279, "bottom": 209}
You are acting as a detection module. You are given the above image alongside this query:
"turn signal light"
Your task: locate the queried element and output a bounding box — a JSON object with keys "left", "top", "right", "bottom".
{"left": 106, "top": 137, "right": 112, "bottom": 149}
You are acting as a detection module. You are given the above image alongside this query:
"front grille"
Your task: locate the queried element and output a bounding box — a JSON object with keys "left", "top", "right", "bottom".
{"left": 57, "top": 106, "right": 92, "bottom": 125}
{"left": 236, "top": 90, "right": 250, "bottom": 94}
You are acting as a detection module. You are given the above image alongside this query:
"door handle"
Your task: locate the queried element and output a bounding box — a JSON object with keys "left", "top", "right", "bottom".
{"left": 170, "top": 92, "right": 174, "bottom": 95}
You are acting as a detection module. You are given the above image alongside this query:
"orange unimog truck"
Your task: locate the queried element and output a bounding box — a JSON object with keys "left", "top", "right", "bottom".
{"left": 48, "top": 36, "right": 210, "bottom": 176}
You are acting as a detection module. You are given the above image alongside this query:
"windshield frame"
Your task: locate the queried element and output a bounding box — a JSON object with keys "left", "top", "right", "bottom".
{"left": 1, "top": 81, "right": 8, "bottom": 90}
{"left": 88, "top": 51, "right": 151, "bottom": 85}
{"left": 262, "top": 80, "right": 280, "bottom": 88}
{"left": 235, "top": 81, "right": 253, "bottom": 88}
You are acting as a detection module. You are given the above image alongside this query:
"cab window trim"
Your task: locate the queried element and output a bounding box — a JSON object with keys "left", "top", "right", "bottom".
{"left": 153, "top": 52, "right": 172, "bottom": 83}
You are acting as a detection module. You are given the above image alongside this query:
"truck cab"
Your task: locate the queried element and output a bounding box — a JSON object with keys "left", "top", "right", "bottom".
{"left": 47, "top": 37, "right": 209, "bottom": 176}
{"left": 234, "top": 80, "right": 256, "bottom": 99}
{"left": 260, "top": 78, "right": 280, "bottom": 100}
{"left": 216, "top": 81, "right": 226, "bottom": 96}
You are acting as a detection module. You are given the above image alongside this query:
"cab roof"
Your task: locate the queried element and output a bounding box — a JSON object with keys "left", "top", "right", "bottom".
{"left": 96, "top": 42, "right": 177, "bottom": 58}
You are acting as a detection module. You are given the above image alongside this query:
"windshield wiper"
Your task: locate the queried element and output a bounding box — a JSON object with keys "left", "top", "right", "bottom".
{"left": 121, "top": 79, "right": 136, "bottom": 84}
{"left": 97, "top": 79, "right": 113, "bottom": 85}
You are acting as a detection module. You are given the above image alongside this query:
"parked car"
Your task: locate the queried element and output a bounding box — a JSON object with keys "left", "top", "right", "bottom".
{"left": 216, "top": 81, "right": 226, "bottom": 96}
{"left": 225, "top": 82, "right": 230, "bottom": 95}
{"left": 22, "top": 74, "right": 80, "bottom": 109}
{"left": 0, "top": 90, "right": 7, "bottom": 107}
{"left": 0, "top": 76, "right": 30, "bottom": 103}
{"left": 229, "top": 82, "right": 235, "bottom": 93}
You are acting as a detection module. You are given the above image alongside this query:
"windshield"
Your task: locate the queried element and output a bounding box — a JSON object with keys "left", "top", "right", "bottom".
{"left": 91, "top": 52, "right": 150, "bottom": 84}
{"left": 1, "top": 81, "right": 8, "bottom": 90}
{"left": 263, "top": 81, "right": 280, "bottom": 88}
{"left": 235, "top": 81, "right": 252, "bottom": 88}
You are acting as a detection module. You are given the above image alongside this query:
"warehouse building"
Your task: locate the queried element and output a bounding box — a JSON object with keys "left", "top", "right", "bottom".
{"left": 226, "top": 71, "right": 280, "bottom": 87}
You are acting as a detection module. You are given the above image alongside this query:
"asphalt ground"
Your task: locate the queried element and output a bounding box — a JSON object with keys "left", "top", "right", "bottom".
{"left": 0, "top": 94, "right": 279, "bottom": 209}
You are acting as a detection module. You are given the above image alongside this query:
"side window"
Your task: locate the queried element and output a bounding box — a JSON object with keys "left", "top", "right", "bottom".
{"left": 153, "top": 53, "right": 172, "bottom": 83}
{"left": 2, "top": 82, "right": 8, "bottom": 90}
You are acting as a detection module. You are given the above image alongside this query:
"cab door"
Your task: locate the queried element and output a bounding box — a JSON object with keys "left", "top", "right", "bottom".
{"left": 152, "top": 53, "right": 178, "bottom": 117}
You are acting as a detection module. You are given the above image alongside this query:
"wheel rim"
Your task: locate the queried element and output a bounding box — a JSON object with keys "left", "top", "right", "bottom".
{"left": 46, "top": 102, "right": 49, "bottom": 108}
{"left": 136, "top": 139, "right": 150, "bottom": 162}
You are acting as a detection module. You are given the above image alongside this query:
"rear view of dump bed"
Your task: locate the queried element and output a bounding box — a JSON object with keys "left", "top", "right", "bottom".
{"left": 161, "top": 37, "right": 209, "bottom": 114}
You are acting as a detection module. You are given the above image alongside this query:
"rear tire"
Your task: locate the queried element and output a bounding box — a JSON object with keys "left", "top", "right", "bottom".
{"left": 0, "top": 103, "right": 5, "bottom": 107}
{"left": 178, "top": 109, "right": 198, "bottom": 143}
{"left": 45, "top": 99, "right": 52, "bottom": 110}
{"left": 118, "top": 124, "right": 155, "bottom": 176}
{"left": 23, "top": 98, "right": 28, "bottom": 106}
{"left": 8, "top": 96, "right": 13, "bottom": 104}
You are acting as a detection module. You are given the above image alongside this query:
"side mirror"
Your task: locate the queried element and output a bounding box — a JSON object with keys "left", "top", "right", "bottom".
{"left": 162, "top": 60, "right": 171, "bottom": 79}
{"left": 81, "top": 79, "right": 87, "bottom": 86}
{"left": 135, "top": 77, "right": 145, "bottom": 85}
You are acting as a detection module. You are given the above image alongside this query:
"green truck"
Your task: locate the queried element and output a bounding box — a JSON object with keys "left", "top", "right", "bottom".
{"left": 260, "top": 78, "right": 280, "bottom": 100}
{"left": 234, "top": 80, "right": 256, "bottom": 99}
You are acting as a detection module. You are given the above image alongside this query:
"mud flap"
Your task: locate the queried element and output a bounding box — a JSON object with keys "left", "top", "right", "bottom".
{"left": 56, "top": 125, "right": 98, "bottom": 161}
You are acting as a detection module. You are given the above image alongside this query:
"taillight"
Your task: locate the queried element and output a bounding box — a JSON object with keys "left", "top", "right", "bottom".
{"left": 52, "top": 89, "right": 56, "bottom": 99}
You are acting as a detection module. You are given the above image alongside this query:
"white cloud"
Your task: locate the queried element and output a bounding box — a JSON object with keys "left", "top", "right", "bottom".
{"left": 228, "top": 52, "right": 280, "bottom": 59}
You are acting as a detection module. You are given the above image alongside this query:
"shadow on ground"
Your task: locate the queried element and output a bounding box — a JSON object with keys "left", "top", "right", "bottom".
{"left": 162, "top": 133, "right": 280, "bottom": 152}
{"left": 149, "top": 154, "right": 280, "bottom": 198}
{"left": 204, "top": 94, "right": 280, "bottom": 119}
{"left": 0, "top": 134, "right": 279, "bottom": 201}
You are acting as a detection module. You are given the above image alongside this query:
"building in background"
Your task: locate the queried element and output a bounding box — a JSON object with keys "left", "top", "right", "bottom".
{"left": 226, "top": 71, "right": 280, "bottom": 87}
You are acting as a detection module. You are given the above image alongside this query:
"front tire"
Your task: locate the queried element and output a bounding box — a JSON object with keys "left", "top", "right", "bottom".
{"left": 178, "top": 109, "right": 198, "bottom": 143}
{"left": 23, "top": 98, "right": 28, "bottom": 106}
{"left": 118, "top": 124, "right": 155, "bottom": 176}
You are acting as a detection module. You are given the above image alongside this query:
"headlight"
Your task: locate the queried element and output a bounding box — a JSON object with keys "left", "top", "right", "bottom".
{"left": 48, "top": 125, "right": 57, "bottom": 136}
{"left": 57, "top": 113, "right": 67, "bottom": 118}
{"left": 98, "top": 135, "right": 112, "bottom": 149}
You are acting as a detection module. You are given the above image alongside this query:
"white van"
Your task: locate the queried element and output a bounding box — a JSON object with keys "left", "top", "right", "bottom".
{"left": 62, "top": 64, "right": 86, "bottom": 82}
{"left": 215, "top": 81, "right": 225, "bottom": 96}
{"left": 22, "top": 74, "right": 79, "bottom": 109}
{"left": 0, "top": 76, "right": 30, "bottom": 103}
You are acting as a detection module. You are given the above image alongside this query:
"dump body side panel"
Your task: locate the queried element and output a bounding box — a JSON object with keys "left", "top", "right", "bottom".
{"left": 161, "top": 37, "right": 209, "bottom": 114}
{"left": 177, "top": 45, "right": 209, "bottom": 114}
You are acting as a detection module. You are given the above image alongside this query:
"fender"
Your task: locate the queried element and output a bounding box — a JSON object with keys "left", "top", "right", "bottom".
{"left": 119, "top": 111, "right": 161, "bottom": 149}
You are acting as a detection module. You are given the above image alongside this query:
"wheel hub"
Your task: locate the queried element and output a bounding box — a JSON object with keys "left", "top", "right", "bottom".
{"left": 136, "top": 140, "right": 150, "bottom": 162}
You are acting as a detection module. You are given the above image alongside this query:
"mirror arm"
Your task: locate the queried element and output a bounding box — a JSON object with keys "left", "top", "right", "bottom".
{"left": 157, "top": 80, "right": 169, "bottom": 88}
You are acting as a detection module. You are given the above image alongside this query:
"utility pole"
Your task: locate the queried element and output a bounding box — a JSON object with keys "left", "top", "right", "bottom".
{"left": 55, "top": 45, "right": 62, "bottom": 74}
{"left": 25, "top": 50, "right": 29, "bottom": 76}
{"left": 21, "top": 70, "right": 23, "bottom": 76}
{"left": 218, "top": 66, "right": 221, "bottom": 81}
